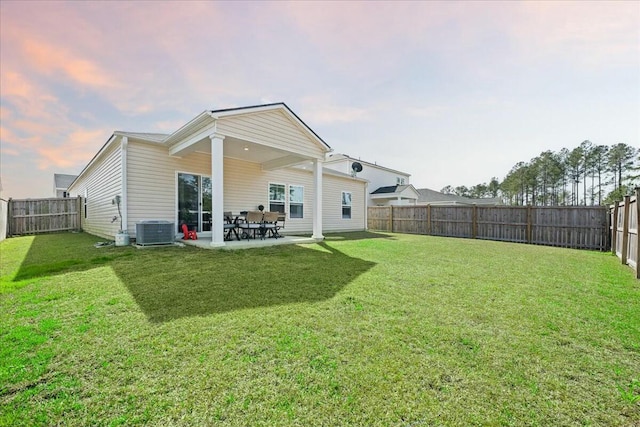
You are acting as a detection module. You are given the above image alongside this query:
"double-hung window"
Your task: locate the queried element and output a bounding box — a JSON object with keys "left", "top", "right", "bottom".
{"left": 342, "top": 191, "right": 352, "bottom": 219}
{"left": 289, "top": 185, "right": 304, "bottom": 218}
{"left": 269, "top": 183, "right": 285, "bottom": 213}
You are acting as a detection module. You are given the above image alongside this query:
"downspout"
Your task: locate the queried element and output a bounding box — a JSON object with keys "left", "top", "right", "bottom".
{"left": 121, "top": 136, "right": 128, "bottom": 233}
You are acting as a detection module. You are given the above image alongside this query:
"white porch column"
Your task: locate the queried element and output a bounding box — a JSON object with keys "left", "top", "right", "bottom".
{"left": 312, "top": 158, "right": 324, "bottom": 240}
{"left": 210, "top": 134, "right": 225, "bottom": 247}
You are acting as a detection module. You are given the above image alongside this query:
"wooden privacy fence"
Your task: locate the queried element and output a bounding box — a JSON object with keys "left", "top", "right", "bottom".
{"left": 611, "top": 190, "right": 639, "bottom": 279}
{"left": 368, "top": 205, "right": 609, "bottom": 251}
{"left": 7, "top": 197, "right": 82, "bottom": 236}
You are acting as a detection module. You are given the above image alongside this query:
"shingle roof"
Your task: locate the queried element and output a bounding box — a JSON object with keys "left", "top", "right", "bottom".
{"left": 371, "top": 185, "right": 400, "bottom": 194}
{"left": 416, "top": 188, "right": 503, "bottom": 205}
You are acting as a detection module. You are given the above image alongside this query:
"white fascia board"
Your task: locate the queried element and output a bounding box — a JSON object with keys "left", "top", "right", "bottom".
{"left": 168, "top": 121, "right": 218, "bottom": 156}
{"left": 163, "top": 111, "right": 214, "bottom": 146}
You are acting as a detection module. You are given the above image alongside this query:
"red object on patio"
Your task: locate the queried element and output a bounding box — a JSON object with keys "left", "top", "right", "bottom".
{"left": 181, "top": 223, "right": 197, "bottom": 240}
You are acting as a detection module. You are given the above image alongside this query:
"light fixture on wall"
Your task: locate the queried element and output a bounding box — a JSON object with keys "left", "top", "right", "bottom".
{"left": 243, "top": 146, "right": 249, "bottom": 151}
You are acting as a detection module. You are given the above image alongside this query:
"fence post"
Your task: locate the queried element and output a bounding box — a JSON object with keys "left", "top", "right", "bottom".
{"left": 611, "top": 202, "right": 618, "bottom": 255}
{"left": 427, "top": 204, "right": 431, "bottom": 235}
{"left": 635, "top": 189, "right": 640, "bottom": 279}
{"left": 621, "top": 195, "right": 631, "bottom": 264}
{"left": 472, "top": 205, "right": 478, "bottom": 239}
{"left": 526, "top": 205, "right": 533, "bottom": 244}
{"left": 6, "top": 198, "right": 12, "bottom": 237}
{"left": 388, "top": 206, "right": 393, "bottom": 233}
{"left": 77, "top": 195, "right": 83, "bottom": 231}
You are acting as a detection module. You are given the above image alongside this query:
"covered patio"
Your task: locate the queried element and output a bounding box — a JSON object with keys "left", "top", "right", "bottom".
{"left": 163, "top": 103, "right": 331, "bottom": 248}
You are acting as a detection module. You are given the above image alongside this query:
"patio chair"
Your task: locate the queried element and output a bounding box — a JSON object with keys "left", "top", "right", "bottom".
{"left": 262, "top": 211, "right": 281, "bottom": 239}
{"left": 223, "top": 211, "right": 239, "bottom": 241}
{"left": 238, "top": 211, "right": 264, "bottom": 239}
{"left": 181, "top": 223, "right": 197, "bottom": 240}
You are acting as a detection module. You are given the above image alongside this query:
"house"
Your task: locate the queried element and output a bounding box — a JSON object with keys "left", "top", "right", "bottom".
{"left": 67, "top": 103, "right": 367, "bottom": 247}
{"left": 53, "top": 173, "right": 77, "bottom": 197}
{"left": 324, "top": 154, "right": 418, "bottom": 206}
{"left": 417, "top": 187, "right": 503, "bottom": 205}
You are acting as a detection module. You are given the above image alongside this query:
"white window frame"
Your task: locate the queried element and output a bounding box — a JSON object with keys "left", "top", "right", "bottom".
{"left": 268, "top": 182, "right": 286, "bottom": 213}
{"left": 342, "top": 191, "right": 352, "bottom": 219}
{"left": 289, "top": 184, "right": 304, "bottom": 219}
{"left": 84, "top": 188, "right": 88, "bottom": 219}
{"left": 397, "top": 177, "right": 405, "bottom": 185}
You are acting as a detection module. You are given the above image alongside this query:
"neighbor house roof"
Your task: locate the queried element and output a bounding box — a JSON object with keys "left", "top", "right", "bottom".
{"left": 54, "top": 174, "right": 78, "bottom": 189}
{"left": 370, "top": 184, "right": 420, "bottom": 200}
{"left": 325, "top": 153, "right": 410, "bottom": 177}
{"left": 417, "top": 188, "right": 503, "bottom": 205}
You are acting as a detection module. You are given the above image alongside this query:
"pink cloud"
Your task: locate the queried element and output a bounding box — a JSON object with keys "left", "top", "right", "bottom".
{"left": 36, "top": 128, "right": 109, "bottom": 170}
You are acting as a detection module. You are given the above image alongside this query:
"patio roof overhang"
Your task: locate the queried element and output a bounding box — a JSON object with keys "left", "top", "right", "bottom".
{"left": 164, "top": 103, "right": 330, "bottom": 171}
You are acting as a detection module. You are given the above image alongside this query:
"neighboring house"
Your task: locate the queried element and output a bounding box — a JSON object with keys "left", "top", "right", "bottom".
{"left": 324, "top": 154, "right": 416, "bottom": 206}
{"left": 53, "top": 173, "right": 77, "bottom": 197}
{"left": 370, "top": 184, "right": 421, "bottom": 206}
{"left": 67, "top": 103, "right": 367, "bottom": 247}
{"left": 417, "top": 188, "right": 503, "bottom": 205}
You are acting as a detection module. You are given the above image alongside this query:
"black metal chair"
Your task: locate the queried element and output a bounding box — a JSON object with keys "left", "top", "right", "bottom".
{"left": 223, "top": 211, "right": 239, "bottom": 241}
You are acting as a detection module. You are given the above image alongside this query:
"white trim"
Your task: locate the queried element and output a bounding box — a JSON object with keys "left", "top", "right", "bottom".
{"left": 175, "top": 170, "right": 213, "bottom": 235}
{"left": 121, "top": 136, "right": 128, "bottom": 232}
{"left": 341, "top": 191, "right": 352, "bottom": 219}
{"left": 312, "top": 159, "right": 323, "bottom": 239}
{"left": 210, "top": 134, "right": 225, "bottom": 247}
{"left": 289, "top": 184, "right": 304, "bottom": 219}
{"left": 268, "top": 182, "right": 286, "bottom": 213}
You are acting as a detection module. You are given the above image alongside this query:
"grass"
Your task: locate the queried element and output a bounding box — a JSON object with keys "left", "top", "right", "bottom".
{"left": 1, "top": 231, "right": 639, "bottom": 426}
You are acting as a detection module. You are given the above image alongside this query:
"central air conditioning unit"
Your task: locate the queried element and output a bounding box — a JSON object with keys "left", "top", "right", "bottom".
{"left": 135, "top": 220, "right": 175, "bottom": 246}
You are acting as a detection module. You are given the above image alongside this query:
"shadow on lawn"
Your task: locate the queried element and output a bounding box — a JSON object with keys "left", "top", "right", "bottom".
{"left": 111, "top": 242, "right": 376, "bottom": 322}
{"left": 323, "top": 231, "right": 396, "bottom": 242}
{"left": 11, "top": 233, "right": 377, "bottom": 323}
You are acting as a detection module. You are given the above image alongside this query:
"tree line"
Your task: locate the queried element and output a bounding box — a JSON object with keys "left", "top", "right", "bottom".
{"left": 441, "top": 142, "right": 639, "bottom": 206}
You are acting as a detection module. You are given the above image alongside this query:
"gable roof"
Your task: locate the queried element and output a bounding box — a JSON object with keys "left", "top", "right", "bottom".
{"left": 163, "top": 102, "right": 331, "bottom": 153}
{"left": 326, "top": 153, "right": 410, "bottom": 177}
{"left": 370, "top": 184, "right": 419, "bottom": 199}
{"left": 54, "top": 174, "right": 77, "bottom": 189}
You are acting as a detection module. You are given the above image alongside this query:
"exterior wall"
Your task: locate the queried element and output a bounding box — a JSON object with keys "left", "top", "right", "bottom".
{"left": 322, "top": 174, "right": 366, "bottom": 232}
{"left": 67, "top": 141, "right": 122, "bottom": 239}
{"left": 324, "top": 157, "right": 411, "bottom": 206}
{"left": 126, "top": 141, "right": 366, "bottom": 237}
{"left": 217, "top": 110, "right": 326, "bottom": 159}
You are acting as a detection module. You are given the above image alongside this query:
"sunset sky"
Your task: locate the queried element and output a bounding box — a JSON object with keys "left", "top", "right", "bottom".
{"left": 1, "top": 1, "right": 638, "bottom": 199}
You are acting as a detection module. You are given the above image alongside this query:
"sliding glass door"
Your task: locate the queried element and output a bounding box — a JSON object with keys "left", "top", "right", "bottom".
{"left": 178, "top": 173, "right": 212, "bottom": 232}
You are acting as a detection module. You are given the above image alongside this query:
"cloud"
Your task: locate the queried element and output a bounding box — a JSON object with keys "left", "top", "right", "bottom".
{"left": 298, "top": 96, "right": 373, "bottom": 124}
{"left": 36, "top": 128, "right": 109, "bottom": 170}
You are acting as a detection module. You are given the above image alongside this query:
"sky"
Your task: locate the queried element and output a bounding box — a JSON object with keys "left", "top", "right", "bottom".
{"left": 1, "top": 1, "right": 638, "bottom": 199}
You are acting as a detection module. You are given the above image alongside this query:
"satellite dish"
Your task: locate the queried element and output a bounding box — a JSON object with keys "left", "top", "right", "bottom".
{"left": 351, "top": 162, "right": 363, "bottom": 174}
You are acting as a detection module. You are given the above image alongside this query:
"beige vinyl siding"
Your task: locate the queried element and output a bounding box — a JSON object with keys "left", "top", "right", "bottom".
{"left": 217, "top": 110, "right": 325, "bottom": 159}
{"left": 126, "top": 141, "right": 210, "bottom": 234}
{"left": 322, "top": 174, "right": 366, "bottom": 232}
{"left": 224, "top": 158, "right": 316, "bottom": 233}
{"left": 67, "top": 141, "right": 122, "bottom": 239}
{"left": 126, "top": 141, "right": 365, "bottom": 236}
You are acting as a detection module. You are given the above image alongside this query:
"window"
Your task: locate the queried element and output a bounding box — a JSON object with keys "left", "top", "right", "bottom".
{"left": 289, "top": 185, "right": 303, "bottom": 218}
{"left": 342, "top": 191, "right": 352, "bottom": 219}
{"left": 397, "top": 177, "right": 405, "bottom": 185}
{"left": 269, "top": 183, "right": 285, "bottom": 213}
{"left": 84, "top": 189, "right": 88, "bottom": 219}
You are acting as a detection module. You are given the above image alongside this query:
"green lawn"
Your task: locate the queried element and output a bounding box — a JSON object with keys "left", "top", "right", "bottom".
{"left": 1, "top": 232, "right": 639, "bottom": 426}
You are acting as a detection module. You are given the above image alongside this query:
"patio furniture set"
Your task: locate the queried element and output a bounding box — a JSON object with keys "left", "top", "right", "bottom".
{"left": 224, "top": 211, "right": 284, "bottom": 241}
